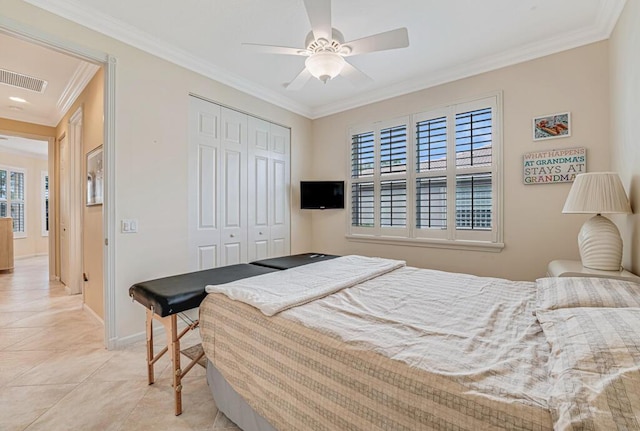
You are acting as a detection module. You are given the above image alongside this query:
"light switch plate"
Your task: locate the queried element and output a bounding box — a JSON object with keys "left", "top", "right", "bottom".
{"left": 121, "top": 219, "right": 138, "bottom": 233}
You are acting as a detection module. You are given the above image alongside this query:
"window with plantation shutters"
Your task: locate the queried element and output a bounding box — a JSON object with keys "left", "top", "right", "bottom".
{"left": 347, "top": 93, "right": 502, "bottom": 250}
{"left": 351, "top": 130, "right": 375, "bottom": 228}
{"left": 0, "top": 167, "right": 26, "bottom": 237}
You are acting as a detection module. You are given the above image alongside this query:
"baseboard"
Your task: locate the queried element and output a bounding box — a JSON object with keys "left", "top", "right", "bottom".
{"left": 112, "top": 316, "right": 198, "bottom": 349}
{"left": 15, "top": 253, "right": 48, "bottom": 260}
{"left": 83, "top": 303, "right": 104, "bottom": 325}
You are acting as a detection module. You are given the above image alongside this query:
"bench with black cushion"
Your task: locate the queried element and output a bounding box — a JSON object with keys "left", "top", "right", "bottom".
{"left": 128, "top": 253, "right": 337, "bottom": 416}
{"left": 250, "top": 252, "right": 338, "bottom": 270}
{"left": 129, "top": 263, "right": 278, "bottom": 317}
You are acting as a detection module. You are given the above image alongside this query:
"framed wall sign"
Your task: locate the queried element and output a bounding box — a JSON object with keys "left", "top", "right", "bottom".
{"left": 533, "top": 112, "right": 571, "bottom": 141}
{"left": 523, "top": 147, "right": 586, "bottom": 184}
{"left": 86, "top": 146, "right": 104, "bottom": 206}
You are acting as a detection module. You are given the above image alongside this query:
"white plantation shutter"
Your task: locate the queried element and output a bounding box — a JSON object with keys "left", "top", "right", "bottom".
{"left": 380, "top": 180, "right": 406, "bottom": 227}
{"left": 380, "top": 125, "right": 407, "bottom": 175}
{"left": 416, "top": 177, "right": 447, "bottom": 229}
{"left": 0, "top": 167, "right": 26, "bottom": 236}
{"left": 0, "top": 169, "right": 6, "bottom": 218}
{"left": 347, "top": 93, "right": 502, "bottom": 249}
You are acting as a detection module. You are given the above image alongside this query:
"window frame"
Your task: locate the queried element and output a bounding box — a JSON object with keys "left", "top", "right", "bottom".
{"left": 346, "top": 92, "right": 504, "bottom": 252}
{"left": 0, "top": 165, "right": 27, "bottom": 239}
{"left": 41, "top": 171, "right": 49, "bottom": 237}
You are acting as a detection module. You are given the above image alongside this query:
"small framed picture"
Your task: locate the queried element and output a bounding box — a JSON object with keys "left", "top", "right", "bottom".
{"left": 86, "top": 146, "right": 104, "bottom": 206}
{"left": 533, "top": 112, "right": 571, "bottom": 141}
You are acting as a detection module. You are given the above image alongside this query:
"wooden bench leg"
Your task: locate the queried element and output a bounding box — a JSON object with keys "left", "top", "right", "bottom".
{"left": 146, "top": 308, "right": 155, "bottom": 385}
{"left": 158, "top": 314, "right": 183, "bottom": 416}
{"left": 144, "top": 310, "right": 202, "bottom": 416}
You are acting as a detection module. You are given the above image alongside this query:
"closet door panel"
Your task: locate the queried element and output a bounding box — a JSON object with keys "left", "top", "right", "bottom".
{"left": 198, "top": 245, "right": 217, "bottom": 270}
{"left": 248, "top": 117, "right": 272, "bottom": 261}
{"left": 199, "top": 146, "right": 217, "bottom": 229}
{"left": 188, "top": 97, "right": 221, "bottom": 270}
{"left": 269, "top": 124, "right": 291, "bottom": 257}
{"left": 220, "top": 108, "right": 248, "bottom": 265}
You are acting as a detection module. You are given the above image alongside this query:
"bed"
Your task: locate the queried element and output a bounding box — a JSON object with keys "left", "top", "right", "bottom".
{"left": 199, "top": 255, "right": 640, "bottom": 430}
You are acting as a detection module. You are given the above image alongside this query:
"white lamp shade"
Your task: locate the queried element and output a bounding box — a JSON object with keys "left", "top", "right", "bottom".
{"left": 562, "top": 172, "right": 631, "bottom": 214}
{"left": 562, "top": 172, "right": 631, "bottom": 271}
{"left": 305, "top": 51, "right": 345, "bottom": 83}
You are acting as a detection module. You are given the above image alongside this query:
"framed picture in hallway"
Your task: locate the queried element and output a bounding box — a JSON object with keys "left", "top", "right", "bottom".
{"left": 86, "top": 146, "right": 103, "bottom": 206}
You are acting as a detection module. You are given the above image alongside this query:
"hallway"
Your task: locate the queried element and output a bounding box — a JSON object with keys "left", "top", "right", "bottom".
{"left": 0, "top": 256, "right": 240, "bottom": 430}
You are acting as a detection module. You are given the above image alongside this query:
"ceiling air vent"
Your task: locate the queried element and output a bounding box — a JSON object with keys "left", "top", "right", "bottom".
{"left": 0, "top": 68, "right": 48, "bottom": 93}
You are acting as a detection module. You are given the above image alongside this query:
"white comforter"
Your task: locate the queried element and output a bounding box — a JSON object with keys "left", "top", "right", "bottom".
{"left": 205, "top": 255, "right": 405, "bottom": 316}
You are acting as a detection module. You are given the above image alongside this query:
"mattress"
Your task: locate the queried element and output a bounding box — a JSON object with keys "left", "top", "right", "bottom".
{"left": 200, "top": 262, "right": 554, "bottom": 430}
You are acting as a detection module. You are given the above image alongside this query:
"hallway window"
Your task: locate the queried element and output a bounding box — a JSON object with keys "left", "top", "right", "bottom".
{"left": 0, "top": 167, "right": 26, "bottom": 237}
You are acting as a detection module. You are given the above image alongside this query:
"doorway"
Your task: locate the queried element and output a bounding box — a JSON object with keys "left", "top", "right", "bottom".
{"left": 0, "top": 134, "right": 50, "bottom": 271}
{"left": 0, "top": 23, "right": 116, "bottom": 348}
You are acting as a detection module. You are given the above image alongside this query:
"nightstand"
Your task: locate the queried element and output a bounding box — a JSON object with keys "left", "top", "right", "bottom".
{"left": 547, "top": 260, "right": 640, "bottom": 283}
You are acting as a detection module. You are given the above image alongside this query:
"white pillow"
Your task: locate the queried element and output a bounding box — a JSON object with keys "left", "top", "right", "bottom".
{"left": 536, "top": 277, "right": 640, "bottom": 311}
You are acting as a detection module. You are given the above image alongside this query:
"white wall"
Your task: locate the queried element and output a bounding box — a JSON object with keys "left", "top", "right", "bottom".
{"left": 610, "top": 0, "right": 640, "bottom": 274}
{"left": 1, "top": 0, "right": 313, "bottom": 342}
{"left": 310, "top": 42, "right": 611, "bottom": 281}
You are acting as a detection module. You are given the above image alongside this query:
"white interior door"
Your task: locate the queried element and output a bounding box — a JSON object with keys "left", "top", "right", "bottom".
{"left": 248, "top": 117, "right": 271, "bottom": 261}
{"left": 59, "top": 135, "right": 69, "bottom": 285}
{"left": 187, "top": 97, "right": 221, "bottom": 270}
{"left": 219, "top": 107, "right": 248, "bottom": 266}
{"left": 269, "top": 124, "right": 290, "bottom": 257}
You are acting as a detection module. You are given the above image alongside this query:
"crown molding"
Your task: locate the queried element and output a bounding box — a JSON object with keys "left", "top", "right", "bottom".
{"left": 308, "top": 0, "right": 627, "bottom": 119}
{"left": 55, "top": 62, "right": 100, "bottom": 125}
{"left": 22, "top": 0, "right": 313, "bottom": 119}
{"left": 24, "top": 0, "right": 626, "bottom": 121}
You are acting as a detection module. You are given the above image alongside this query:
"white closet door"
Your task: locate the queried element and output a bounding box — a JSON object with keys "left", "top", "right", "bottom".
{"left": 248, "top": 117, "right": 271, "bottom": 261}
{"left": 219, "top": 107, "right": 248, "bottom": 265}
{"left": 189, "top": 96, "right": 290, "bottom": 269}
{"left": 269, "top": 123, "right": 290, "bottom": 257}
{"left": 188, "top": 97, "right": 221, "bottom": 270}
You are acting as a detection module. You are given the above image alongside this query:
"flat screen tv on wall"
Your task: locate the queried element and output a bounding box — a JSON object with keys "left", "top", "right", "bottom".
{"left": 300, "top": 181, "right": 345, "bottom": 209}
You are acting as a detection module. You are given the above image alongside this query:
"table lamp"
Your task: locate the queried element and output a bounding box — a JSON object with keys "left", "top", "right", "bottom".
{"left": 562, "top": 172, "right": 632, "bottom": 271}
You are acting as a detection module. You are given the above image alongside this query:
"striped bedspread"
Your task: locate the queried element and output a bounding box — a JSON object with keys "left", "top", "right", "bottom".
{"left": 200, "top": 265, "right": 554, "bottom": 430}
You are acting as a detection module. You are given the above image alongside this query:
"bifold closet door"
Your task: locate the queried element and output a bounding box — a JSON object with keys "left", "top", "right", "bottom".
{"left": 268, "top": 123, "right": 290, "bottom": 258}
{"left": 248, "top": 118, "right": 290, "bottom": 261}
{"left": 187, "top": 97, "right": 221, "bottom": 270}
{"left": 189, "top": 95, "right": 290, "bottom": 269}
{"left": 219, "top": 108, "right": 248, "bottom": 266}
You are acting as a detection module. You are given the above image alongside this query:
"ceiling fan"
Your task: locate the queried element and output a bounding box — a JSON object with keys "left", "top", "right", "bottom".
{"left": 242, "top": 0, "right": 410, "bottom": 90}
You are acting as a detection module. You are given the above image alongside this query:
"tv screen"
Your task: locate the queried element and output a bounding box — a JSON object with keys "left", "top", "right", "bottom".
{"left": 300, "top": 181, "right": 345, "bottom": 209}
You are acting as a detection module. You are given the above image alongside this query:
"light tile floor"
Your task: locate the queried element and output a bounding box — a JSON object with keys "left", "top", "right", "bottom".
{"left": 0, "top": 256, "right": 241, "bottom": 431}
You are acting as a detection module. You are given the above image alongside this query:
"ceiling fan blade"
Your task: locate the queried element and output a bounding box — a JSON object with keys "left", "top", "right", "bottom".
{"left": 303, "top": 0, "right": 332, "bottom": 41}
{"left": 343, "top": 28, "right": 409, "bottom": 56}
{"left": 242, "top": 43, "right": 307, "bottom": 56}
{"left": 285, "top": 68, "right": 312, "bottom": 90}
{"left": 340, "top": 61, "right": 373, "bottom": 85}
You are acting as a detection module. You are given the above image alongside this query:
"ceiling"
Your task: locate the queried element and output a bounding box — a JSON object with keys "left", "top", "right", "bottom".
{"left": 0, "top": 32, "right": 99, "bottom": 127}
{"left": 0, "top": 134, "right": 48, "bottom": 159}
{"left": 9, "top": 0, "right": 628, "bottom": 120}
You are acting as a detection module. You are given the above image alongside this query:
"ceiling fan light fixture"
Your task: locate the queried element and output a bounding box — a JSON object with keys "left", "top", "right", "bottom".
{"left": 305, "top": 51, "right": 345, "bottom": 83}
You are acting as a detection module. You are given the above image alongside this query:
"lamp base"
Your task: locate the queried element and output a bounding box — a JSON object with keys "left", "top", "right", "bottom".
{"left": 577, "top": 215, "right": 623, "bottom": 271}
